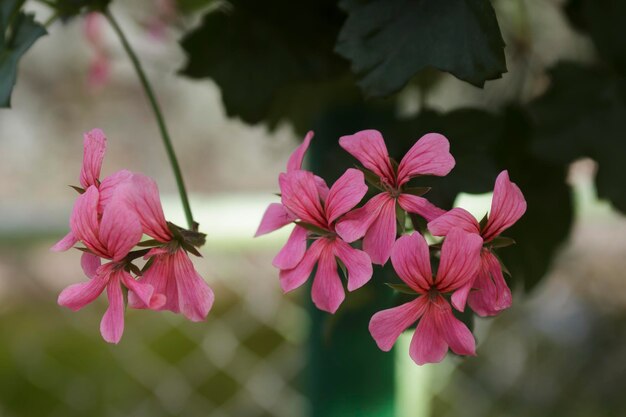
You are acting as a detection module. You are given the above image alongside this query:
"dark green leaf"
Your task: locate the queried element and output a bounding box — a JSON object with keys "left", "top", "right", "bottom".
{"left": 0, "top": 1, "right": 47, "bottom": 107}
{"left": 136, "top": 239, "right": 162, "bottom": 247}
{"left": 395, "top": 202, "right": 406, "bottom": 234}
{"left": 385, "top": 283, "right": 418, "bottom": 295}
{"left": 335, "top": 0, "right": 506, "bottom": 97}
{"left": 48, "top": 0, "right": 111, "bottom": 20}
{"left": 179, "top": 0, "right": 348, "bottom": 125}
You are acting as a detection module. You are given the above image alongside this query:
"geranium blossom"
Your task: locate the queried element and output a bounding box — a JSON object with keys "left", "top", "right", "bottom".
{"left": 336, "top": 130, "right": 455, "bottom": 265}
{"left": 278, "top": 169, "right": 372, "bottom": 313}
{"left": 369, "top": 229, "right": 482, "bottom": 365}
{"left": 428, "top": 170, "right": 527, "bottom": 316}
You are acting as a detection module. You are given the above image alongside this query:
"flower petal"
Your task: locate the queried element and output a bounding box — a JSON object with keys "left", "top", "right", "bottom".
{"left": 396, "top": 133, "right": 455, "bottom": 185}
{"left": 58, "top": 271, "right": 108, "bottom": 311}
{"left": 335, "top": 192, "right": 388, "bottom": 243}
{"left": 172, "top": 249, "right": 214, "bottom": 322}
{"left": 450, "top": 281, "right": 472, "bottom": 312}
{"left": 272, "top": 225, "right": 308, "bottom": 270}
{"left": 482, "top": 171, "right": 527, "bottom": 241}
{"left": 51, "top": 231, "right": 78, "bottom": 252}
{"left": 311, "top": 244, "right": 345, "bottom": 313}
{"left": 435, "top": 228, "right": 483, "bottom": 293}
{"left": 81, "top": 252, "right": 101, "bottom": 279}
{"left": 369, "top": 296, "right": 428, "bottom": 352}
{"left": 363, "top": 194, "right": 397, "bottom": 265}
{"left": 122, "top": 174, "right": 172, "bottom": 242}
{"left": 409, "top": 304, "right": 448, "bottom": 365}
{"left": 398, "top": 194, "right": 446, "bottom": 222}
{"left": 339, "top": 130, "right": 395, "bottom": 183}
{"left": 255, "top": 203, "right": 293, "bottom": 237}
{"left": 70, "top": 186, "right": 106, "bottom": 256}
{"left": 279, "top": 238, "right": 326, "bottom": 292}
{"left": 79, "top": 128, "right": 107, "bottom": 188}
{"left": 468, "top": 251, "right": 512, "bottom": 317}
{"left": 325, "top": 168, "right": 368, "bottom": 223}
{"left": 129, "top": 252, "right": 179, "bottom": 312}
{"left": 427, "top": 207, "right": 480, "bottom": 237}
{"left": 279, "top": 171, "right": 327, "bottom": 229}
{"left": 100, "top": 273, "right": 125, "bottom": 344}
{"left": 286, "top": 131, "right": 314, "bottom": 172}
{"left": 122, "top": 271, "right": 165, "bottom": 310}
{"left": 97, "top": 169, "right": 133, "bottom": 214}
{"left": 390, "top": 233, "right": 432, "bottom": 293}
{"left": 99, "top": 197, "right": 143, "bottom": 261}
{"left": 431, "top": 296, "right": 476, "bottom": 356}
{"left": 333, "top": 239, "right": 373, "bottom": 291}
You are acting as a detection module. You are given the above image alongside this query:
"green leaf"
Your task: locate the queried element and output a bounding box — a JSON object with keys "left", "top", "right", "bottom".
{"left": 384, "top": 283, "right": 418, "bottom": 295}
{"left": 335, "top": 0, "right": 506, "bottom": 97}
{"left": 136, "top": 239, "right": 162, "bottom": 247}
{"left": 179, "top": 0, "right": 348, "bottom": 125}
{"left": 48, "top": 0, "right": 111, "bottom": 20}
{"left": 0, "top": 1, "right": 47, "bottom": 107}
{"left": 530, "top": 62, "right": 626, "bottom": 213}
{"left": 395, "top": 202, "right": 406, "bottom": 234}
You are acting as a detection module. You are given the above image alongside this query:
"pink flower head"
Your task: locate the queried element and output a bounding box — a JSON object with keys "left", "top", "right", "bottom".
{"left": 427, "top": 170, "right": 527, "bottom": 316}
{"left": 369, "top": 229, "right": 483, "bottom": 365}
{"left": 122, "top": 174, "right": 214, "bottom": 322}
{"left": 57, "top": 186, "right": 165, "bottom": 343}
{"left": 52, "top": 129, "right": 133, "bottom": 252}
{"left": 255, "top": 131, "right": 318, "bottom": 237}
{"left": 335, "top": 130, "right": 455, "bottom": 265}
{"left": 277, "top": 169, "right": 372, "bottom": 313}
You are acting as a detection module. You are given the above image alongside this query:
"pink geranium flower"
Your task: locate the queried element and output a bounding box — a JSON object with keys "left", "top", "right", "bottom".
{"left": 122, "top": 174, "right": 214, "bottom": 322}
{"left": 335, "top": 130, "right": 455, "bottom": 265}
{"left": 427, "top": 170, "right": 527, "bottom": 316}
{"left": 278, "top": 169, "right": 372, "bottom": 313}
{"left": 57, "top": 186, "right": 165, "bottom": 344}
{"left": 369, "top": 229, "right": 483, "bottom": 365}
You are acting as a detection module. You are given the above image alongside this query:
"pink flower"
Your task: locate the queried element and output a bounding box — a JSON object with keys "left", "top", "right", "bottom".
{"left": 369, "top": 229, "right": 483, "bottom": 365}
{"left": 427, "top": 170, "right": 527, "bottom": 316}
{"left": 84, "top": 13, "right": 110, "bottom": 89}
{"left": 278, "top": 169, "right": 372, "bottom": 313}
{"left": 122, "top": 174, "right": 214, "bottom": 322}
{"left": 57, "top": 186, "right": 165, "bottom": 344}
{"left": 335, "top": 130, "right": 455, "bottom": 265}
{"left": 52, "top": 129, "right": 132, "bottom": 252}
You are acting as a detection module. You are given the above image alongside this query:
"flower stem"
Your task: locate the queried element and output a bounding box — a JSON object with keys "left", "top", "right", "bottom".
{"left": 104, "top": 8, "right": 195, "bottom": 230}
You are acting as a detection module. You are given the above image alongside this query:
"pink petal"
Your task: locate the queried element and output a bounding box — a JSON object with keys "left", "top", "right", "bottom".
{"left": 272, "top": 225, "right": 308, "bottom": 270}
{"left": 122, "top": 271, "right": 165, "bottom": 310}
{"left": 311, "top": 244, "right": 345, "bottom": 313}
{"left": 100, "top": 273, "right": 125, "bottom": 344}
{"left": 390, "top": 233, "right": 433, "bottom": 293}
{"left": 427, "top": 207, "right": 480, "bottom": 237}
{"left": 397, "top": 194, "right": 446, "bottom": 222}
{"left": 255, "top": 203, "right": 293, "bottom": 237}
{"left": 99, "top": 197, "right": 143, "bottom": 261}
{"left": 450, "top": 281, "right": 472, "bottom": 312}
{"left": 482, "top": 171, "right": 527, "bottom": 241}
{"left": 81, "top": 252, "right": 101, "bottom": 279}
{"left": 325, "top": 168, "right": 368, "bottom": 223}
{"left": 70, "top": 186, "right": 106, "bottom": 256}
{"left": 279, "top": 238, "right": 326, "bottom": 292}
{"left": 468, "top": 251, "right": 512, "bottom": 317}
{"left": 79, "top": 128, "right": 107, "bottom": 189}
{"left": 286, "top": 131, "right": 314, "bottom": 172}
{"left": 58, "top": 271, "right": 108, "bottom": 311}
{"left": 51, "top": 231, "right": 78, "bottom": 252}
{"left": 339, "top": 130, "right": 395, "bottom": 183}
{"left": 362, "top": 194, "right": 397, "bottom": 265}
{"left": 122, "top": 174, "right": 172, "bottom": 242}
{"left": 279, "top": 171, "right": 327, "bottom": 229}
{"left": 369, "top": 296, "right": 428, "bottom": 351}
{"left": 435, "top": 228, "right": 483, "bottom": 293}
{"left": 129, "top": 252, "right": 178, "bottom": 312}
{"left": 97, "top": 170, "right": 133, "bottom": 214}
{"left": 396, "top": 133, "right": 455, "bottom": 185}
{"left": 172, "top": 249, "right": 214, "bottom": 321}
{"left": 409, "top": 303, "right": 448, "bottom": 365}
{"left": 314, "top": 175, "right": 330, "bottom": 202}
{"left": 431, "top": 296, "right": 476, "bottom": 356}
{"left": 333, "top": 239, "right": 373, "bottom": 291}
{"left": 335, "top": 192, "right": 389, "bottom": 243}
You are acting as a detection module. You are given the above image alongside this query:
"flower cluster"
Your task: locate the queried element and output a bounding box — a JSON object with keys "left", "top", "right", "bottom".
{"left": 53, "top": 129, "right": 214, "bottom": 344}
{"left": 257, "top": 130, "right": 526, "bottom": 365}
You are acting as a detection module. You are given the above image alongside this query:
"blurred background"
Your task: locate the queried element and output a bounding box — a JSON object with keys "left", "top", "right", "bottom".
{"left": 1, "top": 0, "right": 626, "bottom": 416}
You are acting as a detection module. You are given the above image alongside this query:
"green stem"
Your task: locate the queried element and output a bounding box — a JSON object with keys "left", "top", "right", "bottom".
{"left": 104, "top": 8, "right": 195, "bottom": 230}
